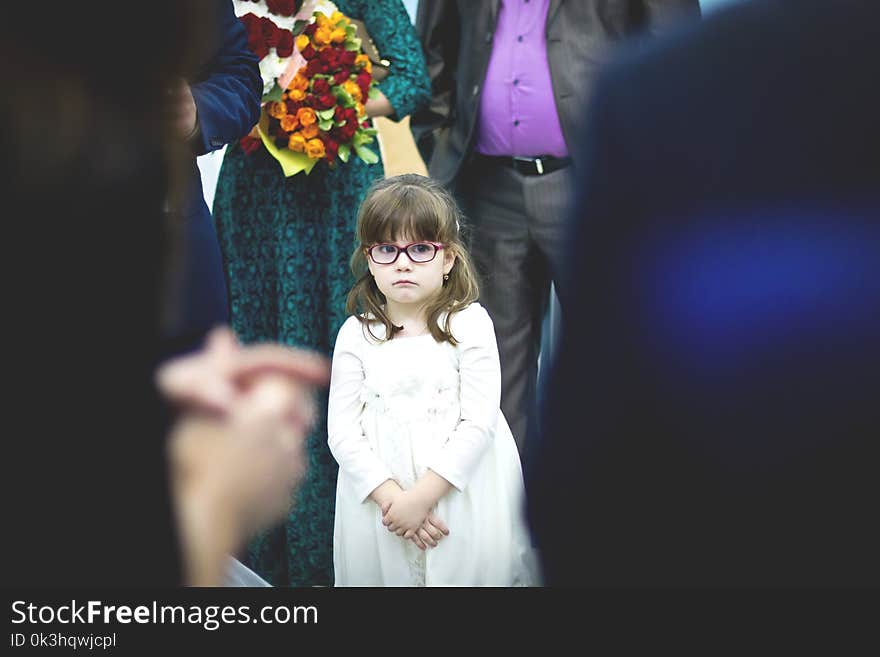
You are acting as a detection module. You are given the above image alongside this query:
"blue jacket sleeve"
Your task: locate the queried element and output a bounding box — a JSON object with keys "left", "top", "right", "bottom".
{"left": 189, "top": 1, "right": 262, "bottom": 156}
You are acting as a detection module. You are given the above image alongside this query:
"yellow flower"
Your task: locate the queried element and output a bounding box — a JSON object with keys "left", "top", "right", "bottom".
{"left": 356, "top": 102, "right": 366, "bottom": 118}
{"left": 280, "top": 114, "right": 299, "bottom": 132}
{"left": 267, "top": 101, "right": 287, "bottom": 119}
{"left": 295, "top": 34, "right": 311, "bottom": 52}
{"left": 305, "top": 138, "right": 326, "bottom": 159}
{"left": 288, "top": 88, "right": 306, "bottom": 102}
{"left": 343, "top": 79, "right": 362, "bottom": 102}
{"left": 288, "top": 72, "right": 309, "bottom": 92}
{"left": 296, "top": 107, "right": 317, "bottom": 126}
{"left": 330, "top": 28, "right": 346, "bottom": 44}
{"left": 288, "top": 133, "right": 306, "bottom": 153}
{"left": 315, "top": 13, "right": 331, "bottom": 28}
{"left": 314, "top": 27, "right": 332, "bottom": 46}
{"left": 355, "top": 53, "right": 372, "bottom": 74}
{"left": 301, "top": 123, "right": 319, "bottom": 139}
{"left": 331, "top": 11, "right": 346, "bottom": 24}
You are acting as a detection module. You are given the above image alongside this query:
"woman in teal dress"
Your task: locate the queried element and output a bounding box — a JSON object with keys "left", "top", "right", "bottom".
{"left": 212, "top": 0, "right": 430, "bottom": 587}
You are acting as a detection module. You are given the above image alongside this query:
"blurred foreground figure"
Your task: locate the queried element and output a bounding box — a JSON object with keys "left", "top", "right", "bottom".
{"left": 527, "top": 0, "right": 880, "bottom": 587}
{"left": 2, "top": 3, "right": 327, "bottom": 587}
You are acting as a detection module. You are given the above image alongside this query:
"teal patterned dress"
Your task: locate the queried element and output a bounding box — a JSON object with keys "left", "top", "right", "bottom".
{"left": 212, "top": 0, "right": 430, "bottom": 587}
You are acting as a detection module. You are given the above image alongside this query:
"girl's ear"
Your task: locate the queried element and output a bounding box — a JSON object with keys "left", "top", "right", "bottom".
{"left": 443, "top": 247, "right": 457, "bottom": 276}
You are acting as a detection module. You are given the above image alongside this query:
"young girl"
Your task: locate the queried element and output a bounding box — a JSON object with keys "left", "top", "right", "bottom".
{"left": 328, "top": 174, "right": 538, "bottom": 586}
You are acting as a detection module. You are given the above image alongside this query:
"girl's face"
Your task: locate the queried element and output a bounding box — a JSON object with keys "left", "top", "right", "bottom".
{"left": 366, "top": 236, "right": 456, "bottom": 311}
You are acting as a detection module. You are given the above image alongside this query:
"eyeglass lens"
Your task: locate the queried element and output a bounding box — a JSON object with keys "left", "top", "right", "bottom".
{"left": 371, "top": 243, "right": 437, "bottom": 264}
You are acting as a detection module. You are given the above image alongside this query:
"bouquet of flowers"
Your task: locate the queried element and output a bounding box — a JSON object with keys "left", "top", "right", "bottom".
{"left": 234, "top": 0, "right": 379, "bottom": 176}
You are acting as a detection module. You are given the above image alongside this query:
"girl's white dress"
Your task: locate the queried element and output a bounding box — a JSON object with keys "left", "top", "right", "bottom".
{"left": 328, "top": 302, "right": 539, "bottom": 586}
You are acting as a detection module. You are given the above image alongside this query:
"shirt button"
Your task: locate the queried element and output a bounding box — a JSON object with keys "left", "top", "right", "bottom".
{"left": 485, "top": 31, "right": 493, "bottom": 43}
{"left": 517, "top": 35, "right": 523, "bottom": 42}
{"left": 513, "top": 79, "right": 519, "bottom": 86}
{"left": 513, "top": 120, "right": 520, "bottom": 126}
{"left": 472, "top": 84, "right": 479, "bottom": 96}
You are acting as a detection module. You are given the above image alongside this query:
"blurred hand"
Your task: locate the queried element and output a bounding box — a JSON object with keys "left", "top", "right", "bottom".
{"left": 157, "top": 327, "right": 330, "bottom": 585}
{"left": 156, "top": 326, "right": 330, "bottom": 417}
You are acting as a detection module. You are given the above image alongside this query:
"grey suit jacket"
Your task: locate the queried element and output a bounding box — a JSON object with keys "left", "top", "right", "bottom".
{"left": 412, "top": 0, "right": 700, "bottom": 187}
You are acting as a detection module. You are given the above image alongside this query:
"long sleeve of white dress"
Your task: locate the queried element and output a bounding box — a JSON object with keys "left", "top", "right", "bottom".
{"left": 327, "top": 317, "right": 395, "bottom": 503}
{"left": 427, "top": 304, "right": 501, "bottom": 491}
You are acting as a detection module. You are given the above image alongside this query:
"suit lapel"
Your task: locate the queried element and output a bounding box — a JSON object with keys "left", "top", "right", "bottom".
{"left": 547, "top": 0, "right": 564, "bottom": 26}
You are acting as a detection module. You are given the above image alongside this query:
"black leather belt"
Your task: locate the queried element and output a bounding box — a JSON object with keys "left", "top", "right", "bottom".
{"left": 474, "top": 153, "right": 572, "bottom": 176}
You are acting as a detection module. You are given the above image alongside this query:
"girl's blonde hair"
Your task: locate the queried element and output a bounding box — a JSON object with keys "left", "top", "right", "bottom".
{"left": 346, "top": 173, "right": 480, "bottom": 344}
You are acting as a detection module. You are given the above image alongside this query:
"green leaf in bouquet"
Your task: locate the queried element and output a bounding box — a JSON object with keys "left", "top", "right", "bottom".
{"left": 317, "top": 108, "right": 336, "bottom": 121}
{"left": 292, "top": 20, "right": 308, "bottom": 35}
{"left": 319, "top": 119, "right": 333, "bottom": 131}
{"left": 354, "top": 145, "right": 379, "bottom": 165}
{"left": 353, "top": 130, "right": 375, "bottom": 148}
{"left": 368, "top": 86, "right": 381, "bottom": 99}
{"left": 345, "top": 24, "right": 357, "bottom": 39}
{"left": 345, "top": 38, "right": 362, "bottom": 52}
{"left": 263, "top": 81, "right": 284, "bottom": 103}
{"left": 335, "top": 88, "right": 356, "bottom": 107}
{"left": 361, "top": 127, "right": 378, "bottom": 137}
{"left": 337, "top": 143, "right": 351, "bottom": 163}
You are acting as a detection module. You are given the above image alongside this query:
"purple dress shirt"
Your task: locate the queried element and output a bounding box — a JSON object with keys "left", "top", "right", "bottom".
{"left": 474, "top": 0, "right": 568, "bottom": 158}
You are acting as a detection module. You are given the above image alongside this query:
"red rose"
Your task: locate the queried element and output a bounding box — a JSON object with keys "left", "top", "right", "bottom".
{"left": 239, "top": 135, "right": 262, "bottom": 156}
{"left": 300, "top": 43, "right": 317, "bottom": 60}
{"left": 339, "top": 121, "right": 357, "bottom": 142}
{"left": 334, "top": 105, "right": 346, "bottom": 121}
{"left": 312, "top": 78, "right": 330, "bottom": 95}
{"left": 344, "top": 107, "right": 358, "bottom": 123}
{"left": 285, "top": 99, "right": 301, "bottom": 114}
{"left": 323, "top": 135, "right": 339, "bottom": 154}
{"left": 356, "top": 71, "right": 371, "bottom": 97}
{"left": 332, "top": 69, "right": 350, "bottom": 86}
{"left": 276, "top": 30, "right": 294, "bottom": 57}
{"left": 319, "top": 47, "right": 342, "bottom": 70}
{"left": 253, "top": 42, "right": 270, "bottom": 60}
{"left": 266, "top": 0, "right": 296, "bottom": 16}
{"left": 304, "top": 22, "right": 318, "bottom": 36}
{"left": 239, "top": 12, "right": 257, "bottom": 32}
{"left": 305, "top": 59, "right": 323, "bottom": 77}
{"left": 340, "top": 50, "right": 356, "bottom": 67}
{"left": 261, "top": 17, "right": 280, "bottom": 48}
{"left": 316, "top": 93, "right": 336, "bottom": 110}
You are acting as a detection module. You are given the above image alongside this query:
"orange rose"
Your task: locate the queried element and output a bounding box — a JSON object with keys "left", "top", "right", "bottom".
{"left": 288, "top": 72, "right": 309, "bottom": 92}
{"left": 289, "top": 89, "right": 306, "bottom": 102}
{"left": 315, "top": 13, "right": 331, "bottom": 28}
{"left": 267, "top": 101, "right": 287, "bottom": 119}
{"left": 356, "top": 102, "right": 366, "bottom": 118}
{"left": 330, "top": 28, "right": 346, "bottom": 44}
{"left": 301, "top": 123, "right": 319, "bottom": 139}
{"left": 280, "top": 114, "right": 299, "bottom": 132}
{"left": 314, "top": 27, "right": 332, "bottom": 46}
{"left": 330, "top": 11, "right": 346, "bottom": 24}
{"left": 305, "top": 138, "right": 326, "bottom": 159}
{"left": 343, "top": 79, "right": 362, "bottom": 102}
{"left": 296, "top": 107, "right": 317, "bottom": 126}
{"left": 288, "top": 133, "right": 306, "bottom": 153}
{"left": 295, "top": 34, "right": 310, "bottom": 52}
{"left": 355, "top": 53, "right": 372, "bottom": 74}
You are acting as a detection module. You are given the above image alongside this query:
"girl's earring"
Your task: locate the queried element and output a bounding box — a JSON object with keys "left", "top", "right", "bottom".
{"left": 443, "top": 274, "right": 449, "bottom": 281}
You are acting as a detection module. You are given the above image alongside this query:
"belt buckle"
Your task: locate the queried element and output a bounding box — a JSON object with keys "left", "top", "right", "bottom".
{"left": 513, "top": 156, "right": 543, "bottom": 175}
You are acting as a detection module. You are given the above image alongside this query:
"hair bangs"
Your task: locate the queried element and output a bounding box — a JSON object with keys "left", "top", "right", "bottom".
{"left": 358, "top": 182, "right": 451, "bottom": 246}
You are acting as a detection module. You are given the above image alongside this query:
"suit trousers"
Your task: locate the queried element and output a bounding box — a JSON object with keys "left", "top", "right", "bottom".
{"left": 455, "top": 155, "right": 573, "bottom": 455}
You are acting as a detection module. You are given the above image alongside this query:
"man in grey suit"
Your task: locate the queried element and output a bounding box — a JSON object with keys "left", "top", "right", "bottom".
{"left": 412, "top": 0, "right": 700, "bottom": 456}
